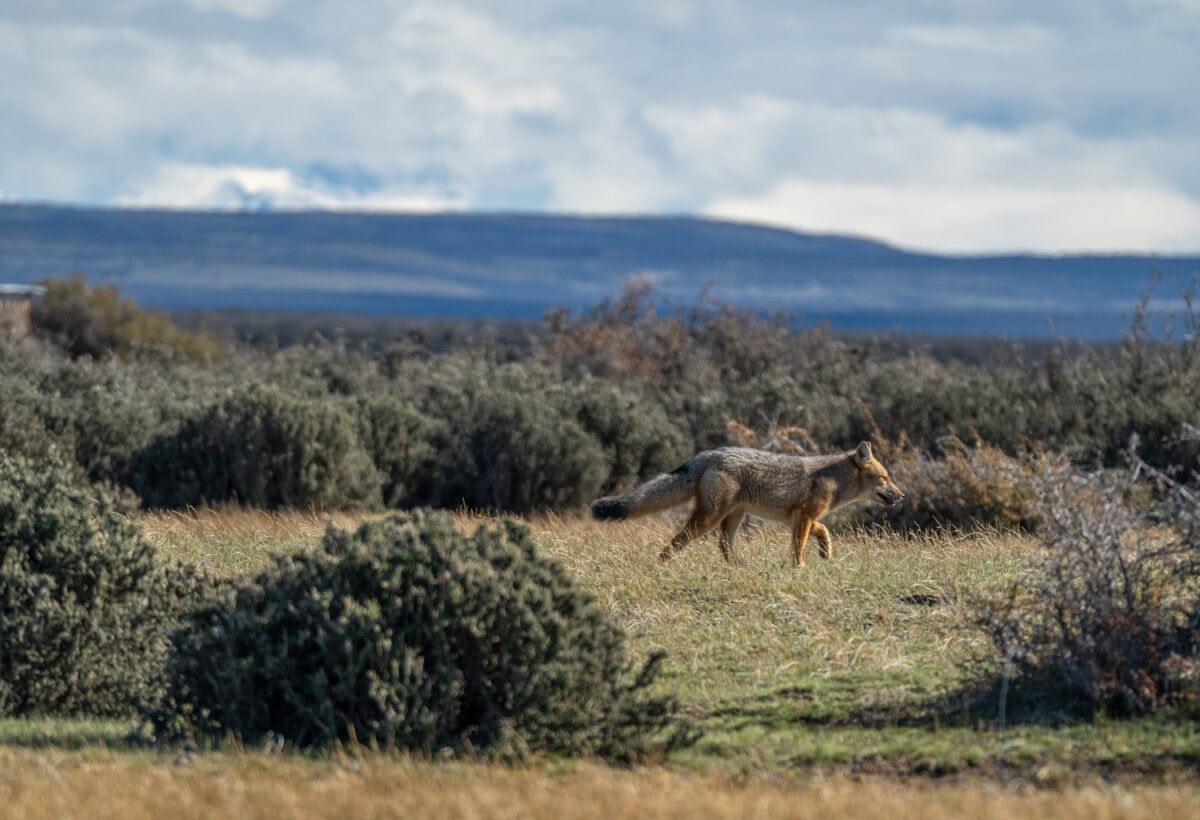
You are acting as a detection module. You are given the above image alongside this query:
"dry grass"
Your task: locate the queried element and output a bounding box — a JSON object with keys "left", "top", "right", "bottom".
{"left": 0, "top": 749, "right": 1195, "bottom": 820}
{"left": 524, "top": 514, "right": 1027, "bottom": 706}
{"left": 139, "top": 507, "right": 373, "bottom": 576}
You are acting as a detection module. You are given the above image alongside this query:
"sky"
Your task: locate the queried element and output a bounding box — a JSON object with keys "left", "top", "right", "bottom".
{"left": 2, "top": 1, "right": 1199, "bottom": 254}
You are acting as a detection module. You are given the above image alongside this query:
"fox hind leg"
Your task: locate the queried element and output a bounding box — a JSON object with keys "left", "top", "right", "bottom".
{"left": 662, "top": 506, "right": 724, "bottom": 562}
{"left": 717, "top": 510, "right": 746, "bottom": 563}
{"left": 661, "top": 469, "right": 737, "bottom": 563}
{"left": 811, "top": 521, "right": 833, "bottom": 560}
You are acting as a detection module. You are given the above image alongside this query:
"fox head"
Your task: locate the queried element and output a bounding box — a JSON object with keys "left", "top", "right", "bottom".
{"left": 852, "top": 441, "right": 905, "bottom": 506}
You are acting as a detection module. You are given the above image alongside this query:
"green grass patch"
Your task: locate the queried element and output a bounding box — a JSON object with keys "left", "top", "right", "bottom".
{"left": 0, "top": 717, "right": 136, "bottom": 750}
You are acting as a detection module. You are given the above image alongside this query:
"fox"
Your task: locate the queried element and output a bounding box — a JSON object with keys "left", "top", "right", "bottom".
{"left": 591, "top": 441, "right": 904, "bottom": 566}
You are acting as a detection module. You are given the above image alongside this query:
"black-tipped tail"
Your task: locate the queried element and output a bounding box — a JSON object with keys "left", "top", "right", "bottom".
{"left": 591, "top": 497, "right": 628, "bottom": 521}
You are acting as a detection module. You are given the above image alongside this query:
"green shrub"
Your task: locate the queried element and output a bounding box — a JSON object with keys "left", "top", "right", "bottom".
{"left": 0, "top": 381, "right": 70, "bottom": 466}
{"left": 419, "top": 362, "right": 608, "bottom": 512}
{"left": 568, "top": 381, "right": 689, "bottom": 495}
{"left": 36, "top": 360, "right": 185, "bottom": 486}
{"left": 131, "top": 383, "right": 382, "bottom": 510}
{"left": 352, "top": 396, "right": 443, "bottom": 508}
{"left": 0, "top": 452, "right": 216, "bottom": 717}
{"left": 10, "top": 279, "right": 1200, "bottom": 521}
{"left": 149, "top": 511, "right": 687, "bottom": 759}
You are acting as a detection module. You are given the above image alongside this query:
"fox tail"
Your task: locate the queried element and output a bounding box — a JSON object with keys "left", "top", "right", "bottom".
{"left": 591, "top": 462, "right": 696, "bottom": 521}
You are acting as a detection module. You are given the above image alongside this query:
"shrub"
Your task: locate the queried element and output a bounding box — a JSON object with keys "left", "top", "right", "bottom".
{"left": 352, "top": 396, "right": 443, "bottom": 508}
{"left": 131, "top": 383, "right": 382, "bottom": 510}
{"left": 868, "top": 435, "right": 1055, "bottom": 532}
{"left": 0, "top": 381, "right": 70, "bottom": 466}
{"left": 418, "top": 362, "right": 608, "bottom": 512}
{"left": 568, "top": 381, "right": 690, "bottom": 495}
{"left": 149, "top": 511, "right": 687, "bottom": 759}
{"left": 32, "top": 274, "right": 222, "bottom": 362}
{"left": 974, "top": 460, "right": 1200, "bottom": 718}
{"left": 0, "top": 452, "right": 216, "bottom": 717}
{"left": 34, "top": 359, "right": 189, "bottom": 486}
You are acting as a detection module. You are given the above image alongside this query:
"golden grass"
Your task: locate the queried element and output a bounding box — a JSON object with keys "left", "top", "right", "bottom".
{"left": 139, "top": 507, "right": 373, "bottom": 576}
{"left": 0, "top": 749, "right": 1195, "bottom": 820}
{"left": 519, "top": 514, "right": 1029, "bottom": 707}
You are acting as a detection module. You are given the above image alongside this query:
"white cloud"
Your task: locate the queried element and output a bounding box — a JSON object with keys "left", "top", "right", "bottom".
{"left": 890, "top": 22, "right": 1056, "bottom": 55}
{"left": 187, "top": 0, "right": 284, "bottom": 18}
{"left": 709, "top": 180, "right": 1200, "bottom": 254}
{"left": 387, "top": 4, "right": 569, "bottom": 117}
{"left": 118, "top": 162, "right": 465, "bottom": 212}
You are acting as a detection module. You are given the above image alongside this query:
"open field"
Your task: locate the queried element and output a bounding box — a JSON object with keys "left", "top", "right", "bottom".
{"left": 1, "top": 750, "right": 1198, "bottom": 820}
{"left": 4, "top": 508, "right": 1198, "bottom": 817}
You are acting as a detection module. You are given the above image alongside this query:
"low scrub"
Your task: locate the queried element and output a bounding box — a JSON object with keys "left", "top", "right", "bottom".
{"left": 870, "top": 435, "right": 1055, "bottom": 532}
{"left": 975, "top": 461, "right": 1200, "bottom": 718}
{"left": 417, "top": 362, "right": 609, "bottom": 512}
{"left": 0, "top": 452, "right": 216, "bottom": 717}
{"left": 353, "top": 396, "right": 443, "bottom": 508}
{"left": 149, "top": 510, "right": 688, "bottom": 759}
{"left": 33, "top": 274, "right": 222, "bottom": 362}
{"left": 131, "top": 384, "right": 382, "bottom": 510}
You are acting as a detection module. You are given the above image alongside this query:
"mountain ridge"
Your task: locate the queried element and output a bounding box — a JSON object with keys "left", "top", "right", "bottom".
{"left": 1, "top": 203, "right": 1196, "bottom": 338}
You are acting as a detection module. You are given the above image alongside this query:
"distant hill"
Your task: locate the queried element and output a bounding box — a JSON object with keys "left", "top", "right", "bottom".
{"left": 1, "top": 203, "right": 1196, "bottom": 338}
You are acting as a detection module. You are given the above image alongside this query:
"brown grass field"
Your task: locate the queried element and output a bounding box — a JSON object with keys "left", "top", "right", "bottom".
{"left": 2, "top": 750, "right": 1199, "bottom": 820}
{"left": 3, "top": 508, "right": 1197, "bottom": 818}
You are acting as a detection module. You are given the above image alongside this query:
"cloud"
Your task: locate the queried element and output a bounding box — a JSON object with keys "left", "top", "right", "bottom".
{"left": 709, "top": 179, "right": 1200, "bottom": 254}
{"left": 118, "top": 162, "right": 464, "bottom": 212}
{"left": 1, "top": 2, "right": 1198, "bottom": 251}
{"left": 187, "top": 0, "right": 284, "bottom": 18}
{"left": 890, "top": 22, "right": 1056, "bottom": 55}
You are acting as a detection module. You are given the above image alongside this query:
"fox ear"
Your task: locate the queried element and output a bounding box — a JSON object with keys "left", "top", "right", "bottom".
{"left": 854, "top": 441, "right": 872, "bottom": 467}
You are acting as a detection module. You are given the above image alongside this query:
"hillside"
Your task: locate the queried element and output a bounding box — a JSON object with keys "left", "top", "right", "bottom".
{"left": 1, "top": 203, "right": 1196, "bottom": 337}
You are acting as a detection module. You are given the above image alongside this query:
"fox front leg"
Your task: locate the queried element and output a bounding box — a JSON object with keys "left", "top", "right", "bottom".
{"left": 791, "top": 515, "right": 815, "bottom": 567}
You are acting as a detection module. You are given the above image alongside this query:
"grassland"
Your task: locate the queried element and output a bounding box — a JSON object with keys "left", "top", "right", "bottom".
{"left": 3, "top": 508, "right": 1198, "bottom": 818}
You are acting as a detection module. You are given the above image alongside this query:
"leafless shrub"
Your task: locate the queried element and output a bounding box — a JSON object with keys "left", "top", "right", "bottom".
{"left": 975, "top": 456, "right": 1200, "bottom": 717}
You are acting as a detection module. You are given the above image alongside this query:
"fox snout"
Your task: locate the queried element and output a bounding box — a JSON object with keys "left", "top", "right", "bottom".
{"left": 876, "top": 487, "right": 905, "bottom": 506}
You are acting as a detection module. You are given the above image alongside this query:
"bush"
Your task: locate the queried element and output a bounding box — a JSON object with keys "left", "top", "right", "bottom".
{"left": 33, "top": 274, "right": 222, "bottom": 362}
{"left": 0, "top": 381, "right": 70, "bottom": 466}
{"left": 131, "top": 383, "right": 382, "bottom": 510}
{"left": 12, "top": 279, "right": 1200, "bottom": 521}
{"left": 975, "top": 460, "right": 1200, "bottom": 717}
{"left": 34, "top": 359, "right": 191, "bottom": 487}
{"left": 148, "top": 511, "right": 687, "bottom": 759}
{"left": 868, "top": 435, "right": 1054, "bottom": 532}
{"left": 418, "top": 362, "right": 608, "bottom": 512}
{"left": 352, "top": 396, "right": 443, "bottom": 508}
{"left": 568, "top": 381, "right": 690, "bottom": 495}
{"left": 0, "top": 453, "right": 215, "bottom": 717}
